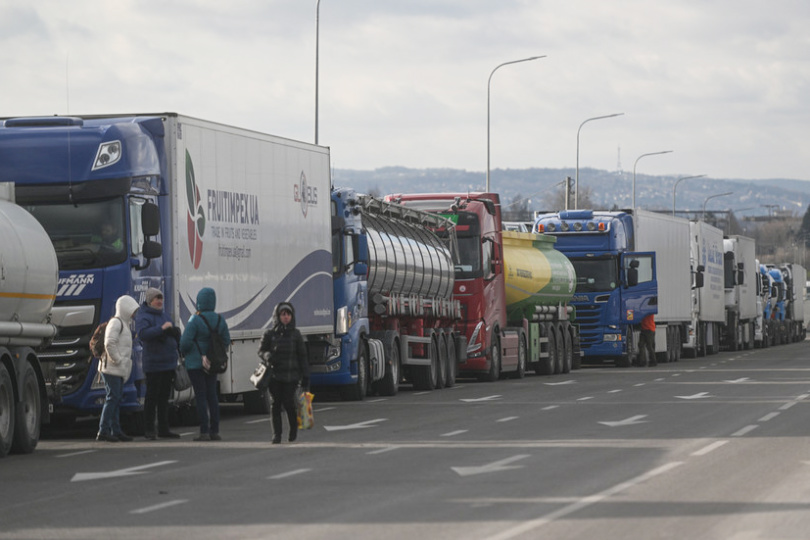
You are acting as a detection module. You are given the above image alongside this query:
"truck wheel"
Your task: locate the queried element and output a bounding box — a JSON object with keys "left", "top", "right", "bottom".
{"left": 340, "top": 339, "right": 369, "bottom": 400}
{"left": 480, "top": 333, "right": 501, "bottom": 382}
{"left": 376, "top": 332, "right": 400, "bottom": 397}
{"left": 11, "top": 360, "right": 40, "bottom": 454}
{"left": 411, "top": 338, "right": 438, "bottom": 391}
{"left": 571, "top": 332, "right": 581, "bottom": 370}
{"left": 244, "top": 388, "right": 271, "bottom": 414}
{"left": 435, "top": 334, "right": 447, "bottom": 390}
{"left": 561, "top": 329, "right": 573, "bottom": 374}
{"left": 0, "top": 364, "right": 15, "bottom": 458}
{"left": 551, "top": 327, "right": 563, "bottom": 374}
{"left": 444, "top": 331, "right": 457, "bottom": 388}
{"left": 535, "top": 329, "right": 555, "bottom": 375}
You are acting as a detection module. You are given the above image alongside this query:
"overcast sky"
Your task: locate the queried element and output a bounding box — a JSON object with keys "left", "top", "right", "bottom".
{"left": 2, "top": 1, "right": 809, "bottom": 182}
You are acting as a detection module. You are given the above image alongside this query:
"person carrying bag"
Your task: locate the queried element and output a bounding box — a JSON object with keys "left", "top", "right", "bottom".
{"left": 258, "top": 302, "right": 310, "bottom": 444}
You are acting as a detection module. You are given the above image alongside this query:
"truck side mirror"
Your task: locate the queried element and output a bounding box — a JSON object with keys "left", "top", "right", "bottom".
{"left": 142, "top": 240, "right": 162, "bottom": 259}
{"left": 694, "top": 272, "right": 704, "bottom": 289}
{"left": 356, "top": 233, "right": 369, "bottom": 263}
{"left": 141, "top": 202, "right": 160, "bottom": 236}
{"left": 354, "top": 262, "right": 368, "bottom": 276}
{"left": 737, "top": 263, "right": 745, "bottom": 285}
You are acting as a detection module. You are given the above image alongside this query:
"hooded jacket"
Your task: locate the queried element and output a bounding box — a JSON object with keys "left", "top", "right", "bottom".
{"left": 101, "top": 295, "right": 140, "bottom": 379}
{"left": 259, "top": 302, "right": 309, "bottom": 386}
{"left": 135, "top": 300, "right": 180, "bottom": 373}
{"left": 179, "top": 287, "right": 231, "bottom": 371}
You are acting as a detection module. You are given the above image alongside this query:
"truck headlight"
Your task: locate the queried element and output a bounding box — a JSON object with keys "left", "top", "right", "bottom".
{"left": 92, "top": 140, "right": 122, "bottom": 170}
{"left": 603, "top": 333, "right": 622, "bottom": 342}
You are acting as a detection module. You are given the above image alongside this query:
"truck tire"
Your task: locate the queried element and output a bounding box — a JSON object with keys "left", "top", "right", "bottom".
{"left": 375, "top": 331, "right": 400, "bottom": 397}
{"left": 511, "top": 331, "right": 527, "bottom": 379}
{"left": 551, "top": 326, "right": 563, "bottom": 374}
{"left": 11, "top": 360, "right": 40, "bottom": 454}
{"left": 340, "top": 339, "right": 369, "bottom": 401}
{"left": 571, "top": 331, "right": 582, "bottom": 370}
{"left": 244, "top": 388, "right": 271, "bottom": 414}
{"left": 561, "top": 328, "right": 573, "bottom": 374}
{"left": 0, "top": 363, "right": 15, "bottom": 458}
{"left": 479, "top": 333, "right": 501, "bottom": 382}
{"left": 444, "top": 330, "right": 456, "bottom": 388}
{"left": 535, "top": 327, "right": 555, "bottom": 375}
{"left": 412, "top": 337, "right": 439, "bottom": 390}
{"left": 435, "top": 334, "right": 447, "bottom": 390}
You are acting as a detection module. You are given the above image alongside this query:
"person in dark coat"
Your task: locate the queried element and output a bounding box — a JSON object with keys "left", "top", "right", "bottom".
{"left": 259, "top": 302, "right": 309, "bottom": 444}
{"left": 180, "top": 287, "right": 231, "bottom": 441}
{"left": 135, "top": 287, "right": 181, "bottom": 440}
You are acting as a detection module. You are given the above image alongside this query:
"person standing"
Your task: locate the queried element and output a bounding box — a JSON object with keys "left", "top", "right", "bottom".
{"left": 640, "top": 313, "right": 657, "bottom": 367}
{"left": 259, "top": 302, "right": 309, "bottom": 444}
{"left": 97, "top": 295, "right": 140, "bottom": 443}
{"left": 179, "top": 287, "right": 230, "bottom": 441}
{"left": 136, "top": 287, "right": 181, "bottom": 440}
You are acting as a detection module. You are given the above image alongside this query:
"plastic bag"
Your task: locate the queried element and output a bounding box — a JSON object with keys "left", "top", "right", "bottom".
{"left": 174, "top": 362, "right": 192, "bottom": 392}
{"left": 296, "top": 389, "right": 314, "bottom": 430}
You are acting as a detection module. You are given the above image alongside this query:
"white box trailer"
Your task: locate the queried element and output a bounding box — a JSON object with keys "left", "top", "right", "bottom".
{"left": 684, "top": 221, "right": 725, "bottom": 355}
{"left": 722, "top": 235, "right": 758, "bottom": 350}
{"left": 168, "top": 116, "right": 333, "bottom": 404}
{"left": 634, "top": 210, "right": 692, "bottom": 360}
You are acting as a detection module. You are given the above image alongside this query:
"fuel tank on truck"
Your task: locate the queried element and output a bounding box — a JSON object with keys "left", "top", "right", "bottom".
{"left": 0, "top": 192, "right": 58, "bottom": 345}
{"left": 363, "top": 212, "right": 455, "bottom": 300}
{"left": 502, "top": 231, "right": 576, "bottom": 321}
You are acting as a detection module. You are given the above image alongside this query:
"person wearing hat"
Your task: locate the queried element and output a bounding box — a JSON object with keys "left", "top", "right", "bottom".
{"left": 259, "top": 302, "right": 310, "bottom": 444}
{"left": 135, "top": 287, "right": 181, "bottom": 440}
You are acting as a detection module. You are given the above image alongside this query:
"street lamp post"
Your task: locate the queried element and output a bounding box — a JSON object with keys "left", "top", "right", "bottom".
{"left": 702, "top": 191, "right": 734, "bottom": 221}
{"left": 672, "top": 174, "right": 707, "bottom": 216}
{"left": 632, "top": 150, "right": 673, "bottom": 209}
{"left": 315, "top": 0, "right": 321, "bottom": 145}
{"left": 486, "top": 55, "right": 546, "bottom": 193}
{"left": 575, "top": 113, "right": 624, "bottom": 210}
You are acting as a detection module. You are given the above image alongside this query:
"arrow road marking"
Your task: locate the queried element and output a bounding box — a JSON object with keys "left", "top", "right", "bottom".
{"left": 675, "top": 392, "right": 713, "bottom": 400}
{"left": 452, "top": 454, "right": 530, "bottom": 477}
{"left": 598, "top": 415, "right": 648, "bottom": 427}
{"left": 71, "top": 460, "right": 177, "bottom": 482}
{"left": 323, "top": 419, "right": 387, "bottom": 432}
{"left": 460, "top": 395, "right": 502, "bottom": 402}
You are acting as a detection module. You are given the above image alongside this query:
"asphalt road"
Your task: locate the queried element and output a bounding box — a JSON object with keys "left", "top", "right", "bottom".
{"left": 2, "top": 340, "right": 810, "bottom": 540}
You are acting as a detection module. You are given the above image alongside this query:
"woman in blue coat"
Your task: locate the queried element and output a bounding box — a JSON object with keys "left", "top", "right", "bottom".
{"left": 135, "top": 287, "right": 181, "bottom": 440}
{"left": 180, "top": 287, "right": 231, "bottom": 441}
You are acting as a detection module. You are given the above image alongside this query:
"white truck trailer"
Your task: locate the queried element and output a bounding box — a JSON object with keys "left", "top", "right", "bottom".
{"left": 683, "top": 221, "right": 725, "bottom": 357}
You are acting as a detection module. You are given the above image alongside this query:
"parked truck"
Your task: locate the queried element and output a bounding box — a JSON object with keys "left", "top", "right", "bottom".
{"left": 320, "top": 189, "right": 462, "bottom": 398}
{"left": 683, "top": 220, "right": 725, "bottom": 357}
{"left": 780, "top": 263, "right": 806, "bottom": 343}
{"left": 0, "top": 113, "right": 333, "bottom": 419}
{"left": 534, "top": 209, "right": 696, "bottom": 366}
{"left": 0, "top": 183, "right": 58, "bottom": 457}
{"left": 721, "top": 235, "right": 758, "bottom": 350}
{"left": 389, "top": 193, "right": 580, "bottom": 379}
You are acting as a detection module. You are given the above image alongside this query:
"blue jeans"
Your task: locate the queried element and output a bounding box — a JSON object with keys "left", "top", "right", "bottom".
{"left": 188, "top": 368, "right": 220, "bottom": 434}
{"left": 99, "top": 373, "right": 124, "bottom": 436}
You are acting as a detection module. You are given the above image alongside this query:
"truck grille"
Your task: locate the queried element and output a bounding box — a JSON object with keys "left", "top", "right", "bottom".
{"left": 38, "top": 325, "right": 95, "bottom": 396}
{"left": 571, "top": 302, "right": 604, "bottom": 349}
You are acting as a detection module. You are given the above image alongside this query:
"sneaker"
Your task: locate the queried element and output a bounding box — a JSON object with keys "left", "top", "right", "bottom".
{"left": 115, "top": 433, "right": 134, "bottom": 442}
{"left": 158, "top": 431, "right": 181, "bottom": 439}
{"left": 194, "top": 433, "right": 211, "bottom": 441}
{"left": 272, "top": 434, "right": 282, "bottom": 444}
{"left": 96, "top": 433, "right": 119, "bottom": 443}
{"left": 144, "top": 432, "right": 157, "bottom": 440}
{"left": 209, "top": 433, "right": 222, "bottom": 441}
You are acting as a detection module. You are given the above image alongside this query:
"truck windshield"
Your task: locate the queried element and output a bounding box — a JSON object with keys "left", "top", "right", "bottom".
{"left": 570, "top": 257, "right": 619, "bottom": 293}
{"left": 435, "top": 211, "right": 481, "bottom": 279}
{"left": 24, "top": 198, "right": 127, "bottom": 270}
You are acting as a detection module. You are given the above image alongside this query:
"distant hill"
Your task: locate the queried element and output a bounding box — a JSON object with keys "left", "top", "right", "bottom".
{"left": 332, "top": 167, "right": 810, "bottom": 218}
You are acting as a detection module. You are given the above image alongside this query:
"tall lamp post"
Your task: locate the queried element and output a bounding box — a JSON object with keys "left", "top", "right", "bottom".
{"left": 486, "top": 55, "right": 545, "bottom": 192}
{"left": 315, "top": 0, "right": 321, "bottom": 145}
{"left": 702, "top": 191, "right": 733, "bottom": 222}
{"left": 672, "top": 174, "right": 707, "bottom": 216}
{"left": 633, "top": 150, "right": 673, "bottom": 209}
{"left": 574, "top": 113, "right": 624, "bottom": 209}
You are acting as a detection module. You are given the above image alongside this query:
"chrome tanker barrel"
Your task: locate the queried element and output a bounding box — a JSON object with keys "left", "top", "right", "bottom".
{"left": 502, "top": 231, "right": 576, "bottom": 321}
{"left": 363, "top": 212, "right": 455, "bottom": 300}
{"left": 0, "top": 186, "right": 59, "bottom": 347}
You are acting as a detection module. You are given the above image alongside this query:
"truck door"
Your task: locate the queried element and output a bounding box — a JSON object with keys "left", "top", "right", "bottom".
{"left": 620, "top": 251, "right": 657, "bottom": 324}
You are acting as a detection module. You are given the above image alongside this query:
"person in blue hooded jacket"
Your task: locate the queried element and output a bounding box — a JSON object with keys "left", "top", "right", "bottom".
{"left": 180, "top": 287, "right": 231, "bottom": 441}
{"left": 135, "top": 287, "right": 181, "bottom": 440}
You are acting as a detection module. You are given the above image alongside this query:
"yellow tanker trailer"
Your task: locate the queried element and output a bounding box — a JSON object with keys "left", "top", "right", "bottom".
{"left": 502, "top": 231, "right": 580, "bottom": 374}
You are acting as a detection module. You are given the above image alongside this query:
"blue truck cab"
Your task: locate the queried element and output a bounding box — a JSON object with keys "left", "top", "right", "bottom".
{"left": 534, "top": 210, "right": 657, "bottom": 367}
{"left": 0, "top": 115, "right": 166, "bottom": 420}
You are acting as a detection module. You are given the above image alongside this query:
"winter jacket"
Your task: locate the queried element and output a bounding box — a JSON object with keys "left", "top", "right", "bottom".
{"left": 101, "top": 295, "right": 140, "bottom": 379}
{"left": 259, "top": 302, "right": 309, "bottom": 386}
{"left": 179, "top": 287, "right": 231, "bottom": 371}
{"left": 135, "top": 302, "right": 180, "bottom": 373}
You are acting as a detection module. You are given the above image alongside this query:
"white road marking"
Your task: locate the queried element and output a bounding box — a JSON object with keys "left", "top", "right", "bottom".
{"left": 245, "top": 417, "right": 270, "bottom": 424}
{"left": 780, "top": 402, "right": 798, "bottom": 411}
{"left": 691, "top": 440, "right": 728, "bottom": 456}
{"left": 732, "top": 425, "right": 759, "bottom": 437}
{"left": 577, "top": 396, "right": 594, "bottom": 401}
{"left": 758, "top": 412, "right": 780, "bottom": 422}
{"left": 607, "top": 389, "right": 622, "bottom": 394}
{"left": 267, "top": 468, "right": 312, "bottom": 480}
{"left": 460, "top": 395, "right": 502, "bottom": 403}
{"left": 542, "top": 405, "right": 559, "bottom": 410}
{"left": 56, "top": 450, "right": 95, "bottom": 458}
{"left": 483, "top": 462, "right": 684, "bottom": 539}
{"left": 367, "top": 446, "right": 399, "bottom": 455}
{"left": 71, "top": 460, "right": 177, "bottom": 482}
{"left": 598, "top": 415, "right": 648, "bottom": 427}
{"left": 441, "top": 430, "right": 469, "bottom": 437}
{"left": 130, "top": 499, "right": 188, "bottom": 514}
{"left": 452, "top": 454, "right": 530, "bottom": 477}
{"left": 497, "top": 417, "right": 519, "bottom": 423}
{"left": 323, "top": 419, "right": 387, "bottom": 432}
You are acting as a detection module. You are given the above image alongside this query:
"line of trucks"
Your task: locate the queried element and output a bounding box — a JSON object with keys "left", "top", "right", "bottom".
{"left": 0, "top": 113, "right": 804, "bottom": 457}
